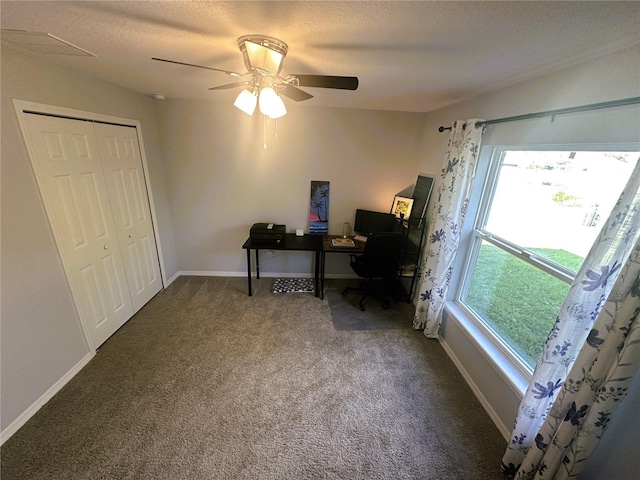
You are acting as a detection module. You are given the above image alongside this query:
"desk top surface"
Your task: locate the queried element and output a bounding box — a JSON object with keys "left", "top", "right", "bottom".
{"left": 243, "top": 233, "right": 323, "bottom": 251}
{"left": 243, "top": 234, "right": 366, "bottom": 252}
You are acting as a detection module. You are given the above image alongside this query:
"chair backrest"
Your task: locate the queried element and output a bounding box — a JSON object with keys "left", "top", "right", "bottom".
{"left": 355, "top": 232, "right": 404, "bottom": 279}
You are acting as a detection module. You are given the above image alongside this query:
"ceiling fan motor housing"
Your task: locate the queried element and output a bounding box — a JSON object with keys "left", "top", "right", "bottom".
{"left": 237, "top": 35, "right": 288, "bottom": 77}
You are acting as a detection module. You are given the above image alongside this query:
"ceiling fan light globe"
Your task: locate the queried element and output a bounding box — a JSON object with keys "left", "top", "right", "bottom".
{"left": 267, "top": 98, "right": 287, "bottom": 119}
{"left": 234, "top": 89, "right": 257, "bottom": 116}
{"left": 259, "top": 87, "right": 286, "bottom": 118}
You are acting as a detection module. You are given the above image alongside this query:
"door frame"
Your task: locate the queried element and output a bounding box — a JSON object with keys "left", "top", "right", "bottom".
{"left": 13, "top": 99, "right": 167, "bottom": 351}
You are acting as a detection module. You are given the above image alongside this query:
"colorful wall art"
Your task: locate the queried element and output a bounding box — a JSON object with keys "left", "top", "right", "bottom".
{"left": 309, "top": 180, "right": 329, "bottom": 235}
{"left": 391, "top": 195, "right": 414, "bottom": 219}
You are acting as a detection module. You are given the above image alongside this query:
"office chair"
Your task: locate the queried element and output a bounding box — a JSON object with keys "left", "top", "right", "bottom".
{"left": 342, "top": 232, "right": 404, "bottom": 311}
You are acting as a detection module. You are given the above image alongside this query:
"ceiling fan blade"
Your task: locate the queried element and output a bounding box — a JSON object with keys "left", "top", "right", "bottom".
{"left": 208, "top": 82, "right": 250, "bottom": 91}
{"left": 152, "top": 57, "right": 243, "bottom": 77}
{"left": 278, "top": 84, "right": 314, "bottom": 102}
{"left": 287, "top": 74, "right": 359, "bottom": 90}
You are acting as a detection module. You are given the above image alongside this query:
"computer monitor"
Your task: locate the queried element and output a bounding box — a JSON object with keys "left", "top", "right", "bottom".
{"left": 354, "top": 209, "right": 397, "bottom": 236}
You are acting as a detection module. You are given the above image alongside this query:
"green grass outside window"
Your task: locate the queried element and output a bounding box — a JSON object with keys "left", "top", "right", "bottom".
{"left": 465, "top": 244, "right": 583, "bottom": 368}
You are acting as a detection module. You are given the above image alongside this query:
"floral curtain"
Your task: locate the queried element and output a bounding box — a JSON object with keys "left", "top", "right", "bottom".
{"left": 413, "top": 119, "right": 486, "bottom": 337}
{"left": 502, "top": 158, "right": 640, "bottom": 479}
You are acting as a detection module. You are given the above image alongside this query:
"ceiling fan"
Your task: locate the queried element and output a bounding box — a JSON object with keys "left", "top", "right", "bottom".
{"left": 152, "top": 34, "right": 359, "bottom": 118}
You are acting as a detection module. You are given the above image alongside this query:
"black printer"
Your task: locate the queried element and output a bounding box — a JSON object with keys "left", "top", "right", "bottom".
{"left": 250, "top": 223, "right": 286, "bottom": 245}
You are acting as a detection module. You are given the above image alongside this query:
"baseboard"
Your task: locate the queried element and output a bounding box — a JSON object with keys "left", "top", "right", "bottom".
{"left": 438, "top": 336, "right": 512, "bottom": 441}
{"left": 166, "top": 270, "right": 182, "bottom": 285}
{"left": 168, "top": 270, "right": 360, "bottom": 280}
{"left": 1, "top": 352, "right": 94, "bottom": 446}
{"left": 166, "top": 271, "right": 248, "bottom": 285}
{"left": 174, "top": 270, "right": 315, "bottom": 279}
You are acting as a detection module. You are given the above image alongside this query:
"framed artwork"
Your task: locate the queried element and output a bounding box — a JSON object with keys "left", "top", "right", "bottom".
{"left": 391, "top": 196, "right": 414, "bottom": 219}
{"left": 309, "top": 180, "right": 329, "bottom": 235}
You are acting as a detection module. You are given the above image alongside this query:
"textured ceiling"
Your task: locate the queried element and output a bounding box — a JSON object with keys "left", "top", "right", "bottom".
{"left": 2, "top": 1, "right": 639, "bottom": 113}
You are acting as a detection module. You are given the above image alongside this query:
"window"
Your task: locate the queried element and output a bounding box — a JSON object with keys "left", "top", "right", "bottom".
{"left": 457, "top": 147, "right": 638, "bottom": 371}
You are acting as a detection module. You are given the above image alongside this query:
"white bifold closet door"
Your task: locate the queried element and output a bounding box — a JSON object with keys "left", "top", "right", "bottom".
{"left": 23, "top": 113, "right": 162, "bottom": 348}
{"left": 93, "top": 122, "right": 162, "bottom": 312}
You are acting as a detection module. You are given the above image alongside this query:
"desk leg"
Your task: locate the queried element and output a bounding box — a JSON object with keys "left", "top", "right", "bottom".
{"left": 246, "top": 248, "right": 252, "bottom": 296}
{"left": 314, "top": 251, "right": 320, "bottom": 298}
{"left": 320, "top": 251, "right": 325, "bottom": 300}
{"left": 255, "top": 249, "right": 260, "bottom": 279}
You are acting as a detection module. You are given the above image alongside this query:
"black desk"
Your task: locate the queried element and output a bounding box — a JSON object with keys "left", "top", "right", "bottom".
{"left": 242, "top": 234, "right": 323, "bottom": 296}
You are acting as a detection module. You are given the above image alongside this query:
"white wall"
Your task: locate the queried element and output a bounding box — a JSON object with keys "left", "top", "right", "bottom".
{"left": 0, "top": 45, "right": 177, "bottom": 435}
{"left": 155, "top": 99, "right": 427, "bottom": 277}
{"left": 418, "top": 45, "right": 640, "bottom": 477}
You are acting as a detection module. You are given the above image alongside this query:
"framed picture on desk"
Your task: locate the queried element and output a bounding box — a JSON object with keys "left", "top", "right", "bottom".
{"left": 391, "top": 196, "right": 414, "bottom": 219}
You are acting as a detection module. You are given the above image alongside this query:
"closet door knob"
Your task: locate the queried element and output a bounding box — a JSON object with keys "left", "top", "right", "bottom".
{"left": 128, "top": 234, "right": 133, "bottom": 238}
{"left": 103, "top": 245, "right": 108, "bottom": 250}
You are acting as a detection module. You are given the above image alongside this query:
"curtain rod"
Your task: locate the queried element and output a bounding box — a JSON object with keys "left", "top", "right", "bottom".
{"left": 437, "top": 96, "right": 640, "bottom": 132}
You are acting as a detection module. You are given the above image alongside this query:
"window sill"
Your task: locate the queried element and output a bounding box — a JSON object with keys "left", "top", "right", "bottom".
{"left": 444, "top": 301, "right": 530, "bottom": 399}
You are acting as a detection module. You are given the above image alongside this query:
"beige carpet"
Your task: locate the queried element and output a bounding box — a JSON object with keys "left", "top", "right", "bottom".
{"left": 327, "top": 284, "right": 415, "bottom": 331}
{"left": 1, "top": 276, "right": 507, "bottom": 480}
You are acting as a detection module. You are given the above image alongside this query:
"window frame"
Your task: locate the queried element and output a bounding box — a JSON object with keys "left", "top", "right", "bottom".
{"left": 451, "top": 143, "right": 639, "bottom": 379}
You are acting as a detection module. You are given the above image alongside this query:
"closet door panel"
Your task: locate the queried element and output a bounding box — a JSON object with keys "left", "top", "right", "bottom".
{"left": 94, "top": 123, "right": 162, "bottom": 312}
{"left": 23, "top": 114, "right": 134, "bottom": 347}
